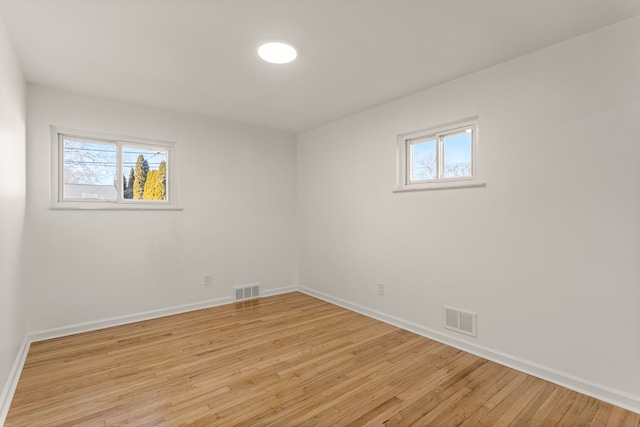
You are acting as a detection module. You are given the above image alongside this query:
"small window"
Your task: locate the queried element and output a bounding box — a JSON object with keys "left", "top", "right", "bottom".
{"left": 51, "top": 127, "right": 179, "bottom": 209}
{"left": 396, "top": 117, "right": 484, "bottom": 192}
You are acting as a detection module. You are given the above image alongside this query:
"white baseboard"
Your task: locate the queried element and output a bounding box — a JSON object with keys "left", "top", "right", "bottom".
{"left": 29, "top": 296, "right": 234, "bottom": 342}
{"left": 0, "top": 337, "right": 30, "bottom": 426}
{"left": 29, "top": 286, "right": 297, "bottom": 342}
{"left": 262, "top": 285, "right": 297, "bottom": 297}
{"left": 298, "top": 286, "right": 640, "bottom": 415}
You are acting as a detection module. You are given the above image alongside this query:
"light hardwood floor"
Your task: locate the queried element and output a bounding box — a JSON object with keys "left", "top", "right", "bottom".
{"left": 6, "top": 292, "right": 640, "bottom": 426}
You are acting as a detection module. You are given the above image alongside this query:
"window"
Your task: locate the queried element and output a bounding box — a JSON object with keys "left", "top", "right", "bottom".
{"left": 396, "top": 117, "right": 484, "bottom": 192}
{"left": 50, "top": 126, "right": 179, "bottom": 209}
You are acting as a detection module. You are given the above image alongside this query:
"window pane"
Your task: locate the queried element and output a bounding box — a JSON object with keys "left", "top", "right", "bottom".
{"left": 411, "top": 140, "right": 437, "bottom": 181}
{"left": 63, "top": 137, "right": 117, "bottom": 200}
{"left": 443, "top": 132, "right": 472, "bottom": 178}
{"left": 123, "top": 145, "right": 168, "bottom": 201}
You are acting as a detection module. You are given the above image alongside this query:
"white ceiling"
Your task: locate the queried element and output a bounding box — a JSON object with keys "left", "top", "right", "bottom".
{"left": 1, "top": 0, "right": 639, "bottom": 134}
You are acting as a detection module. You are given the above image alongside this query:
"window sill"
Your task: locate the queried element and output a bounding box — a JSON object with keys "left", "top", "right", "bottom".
{"left": 393, "top": 181, "right": 486, "bottom": 193}
{"left": 50, "top": 204, "right": 183, "bottom": 211}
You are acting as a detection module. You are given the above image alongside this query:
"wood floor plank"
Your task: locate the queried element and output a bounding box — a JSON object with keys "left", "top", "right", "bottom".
{"left": 589, "top": 403, "right": 614, "bottom": 427}
{"left": 5, "top": 292, "right": 639, "bottom": 426}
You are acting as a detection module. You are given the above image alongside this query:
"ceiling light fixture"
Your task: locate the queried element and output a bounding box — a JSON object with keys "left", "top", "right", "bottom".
{"left": 258, "top": 42, "right": 297, "bottom": 64}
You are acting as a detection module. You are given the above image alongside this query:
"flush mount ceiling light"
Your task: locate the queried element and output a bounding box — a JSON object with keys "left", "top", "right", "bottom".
{"left": 258, "top": 42, "right": 297, "bottom": 64}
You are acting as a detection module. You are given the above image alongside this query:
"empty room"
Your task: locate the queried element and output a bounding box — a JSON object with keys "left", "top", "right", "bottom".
{"left": 1, "top": 0, "right": 640, "bottom": 425}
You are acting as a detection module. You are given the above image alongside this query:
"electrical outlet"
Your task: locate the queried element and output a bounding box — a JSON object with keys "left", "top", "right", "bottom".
{"left": 377, "top": 283, "right": 385, "bottom": 296}
{"left": 204, "top": 275, "right": 212, "bottom": 286}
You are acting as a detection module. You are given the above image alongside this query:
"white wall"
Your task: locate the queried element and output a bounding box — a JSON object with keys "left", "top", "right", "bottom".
{"left": 25, "top": 86, "right": 297, "bottom": 332}
{"left": 0, "top": 11, "right": 26, "bottom": 421}
{"left": 297, "top": 17, "right": 640, "bottom": 407}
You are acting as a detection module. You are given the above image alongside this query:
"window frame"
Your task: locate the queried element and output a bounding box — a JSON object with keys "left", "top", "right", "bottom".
{"left": 50, "top": 126, "right": 180, "bottom": 210}
{"left": 395, "top": 117, "right": 484, "bottom": 192}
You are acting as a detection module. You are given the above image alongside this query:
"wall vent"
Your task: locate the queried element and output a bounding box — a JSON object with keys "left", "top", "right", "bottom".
{"left": 234, "top": 283, "right": 260, "bottom": 302}
{"left": 444, "top": 306, "right": 477, "bottom": 337}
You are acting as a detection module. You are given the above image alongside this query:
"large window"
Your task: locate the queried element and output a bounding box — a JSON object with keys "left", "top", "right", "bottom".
{"left": 396, "top": 117, "right": 484, "bottom": 191}
{"left": 51, "top": 127, "right": 179, "bottom": 209}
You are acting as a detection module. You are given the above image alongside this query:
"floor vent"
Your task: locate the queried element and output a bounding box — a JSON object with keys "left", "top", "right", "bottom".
{"left": 234, "top": 283, "right": 260, "bottom": 302}
{"left": 444, "top": 306, "right": 477, "bottom": 337}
